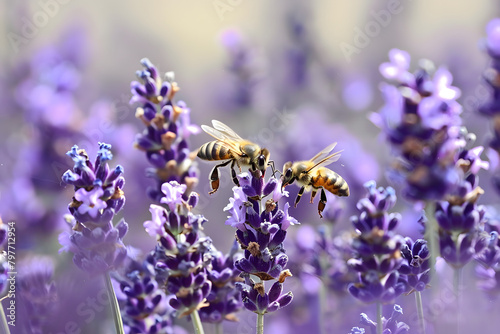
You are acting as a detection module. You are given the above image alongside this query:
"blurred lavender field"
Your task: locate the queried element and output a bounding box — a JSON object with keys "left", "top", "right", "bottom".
{"left": 2, "top": 1, "right": 500, "bottom": 333}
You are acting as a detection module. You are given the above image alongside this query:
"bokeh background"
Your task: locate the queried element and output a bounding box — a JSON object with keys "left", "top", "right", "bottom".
{"left": 1, "top": 0, "right": 500, "bottom": 333}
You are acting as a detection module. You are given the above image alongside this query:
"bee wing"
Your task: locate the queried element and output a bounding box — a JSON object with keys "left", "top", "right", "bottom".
{"left": 305, "top": 150, "right": 343, "bottom": 173}
{"left": 309, "top": 143, "right": 338, "bottom": 164}
{"left": 201, "top": 123, "right": 245, "bottom": 157}
{"left": 211, "top": 120, "right": 244, "bottom": 141}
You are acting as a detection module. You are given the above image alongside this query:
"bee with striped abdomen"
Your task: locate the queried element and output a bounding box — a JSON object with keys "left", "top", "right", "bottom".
{"left": 281, "top": 143, "right": 349, "bottom": 218}
{"left": 197, "top": 120, "right": 271, "bottom": 194}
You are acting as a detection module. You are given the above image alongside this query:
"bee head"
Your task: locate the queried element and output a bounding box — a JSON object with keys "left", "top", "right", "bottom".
{"left": 281, "top": 161, "right": 294, "bottom": 189}
{"left": 256, "top": 148, "right": 270, "bottom": 176}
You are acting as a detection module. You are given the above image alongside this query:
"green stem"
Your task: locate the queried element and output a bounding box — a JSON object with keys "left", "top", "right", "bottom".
{"left": 424, "top": 203, "right": 439, "bottom": 283}
{"left": 454, "top": 268, "right": 462, "bottom": 334}
{"left": 257, "top": 313, "right": 264, "bottom": 334}
{"left": 191, "top": 309, "right": 205, "bottom": 334}
{"left": 376, "top": 302, "right": 383, "bottom": 334}
{"left": 104, "top": 272, "right": 125, "bottom": 334}
{"left": 0, "top": 300, "right": 11, "bottom": 334}
{"left": 215, "top": 322, "right": 223, "bottom": 334}
{"left": 415, "top": 291, "right": 426, "bottom": 334}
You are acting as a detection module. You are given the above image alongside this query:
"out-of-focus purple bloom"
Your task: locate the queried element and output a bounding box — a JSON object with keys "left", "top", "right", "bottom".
{"left": 349, "top": 304, "right": 410, "bottom": 334}
{"left": 486, "top": 18, "right": 500, "bottom": 57}
{"left": 379, "top": 49, "right": 413, "bottom": 85}
{"left": 431, "top": 139, "right": 489, "bottom": 269}
{"left": 373, "top": 49, "right": 468, "bottom": 202}
{"left": 60, "top": 143, "right": 128, "bottom": 274}
{"left": 218, "top": 29, "right": 263, "bottom": 110}
{"left": 475, "top": 208, "right": 500, "bottom": 297}
{"left": 130, "top": 59, "right": 199, "bottom": 202}
{"left": 17, "top": 257, "right": 58, "bottom": 334}
{"left": 348, "top": 181, "right": 406, "bottom": 304}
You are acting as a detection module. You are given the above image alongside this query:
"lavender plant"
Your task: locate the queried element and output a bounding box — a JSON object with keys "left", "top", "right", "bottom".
{"left": 226, "top": 171, "right": 296, "bottom": 334}
{"left": 60, "top": 142, "right": 128, "bottom": 333}
{"left": 130, "top": 58, "right": 199, "bottom": 202}
{"left": 347, "top": 181, "right": 406, "bottom": 334}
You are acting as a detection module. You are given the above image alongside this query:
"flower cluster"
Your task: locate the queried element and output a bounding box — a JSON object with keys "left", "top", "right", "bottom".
{"left": 198, "top": 241, "right": 243, "bottom": 323}
{"left": 117, "top": 259, "right": 175, "bottom": 334}
{"left": 478, "top": 18, "right": 500, "bottom": 195}
{"left": 349, "top": 304, "right": 410, "bottom": 334}
{"left": 475, "top": 210, "right": 500, "bottom": 297}
{"left": 60, "top": 143, "right": 128, "bottom": 273}
{"left": 399, "top": 238, "right": 430, "bottom": 294}
{"left": 371, "top": 49, "right": 465, "bottom": 201}
{"left": 144, "top": 181, "right": 212, "bottom": 318}
{"left": 348, "top": 181, "right": 406, "bottom": 304}
{"left": 130, "top": 59, "right": 199, "bottom": 202}
{"left": 226, "top": 170, "right": 296, "bottom": 314}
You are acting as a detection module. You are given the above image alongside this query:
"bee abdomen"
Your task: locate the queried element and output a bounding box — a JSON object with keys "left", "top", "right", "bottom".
{"left": 315, "top": 168, "right": 350, "bottom": 197}
{"left": 197, "top": 141, "right": 231, "bottom": 161}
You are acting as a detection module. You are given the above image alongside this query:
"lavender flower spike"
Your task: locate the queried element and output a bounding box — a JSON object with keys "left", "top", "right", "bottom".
{"left": 348, "top": 181, "right": 406, "bottom": 304}
{"left": 224, "top": 170, "right": 296, "bottom": 317}
{"left": 59, "top": 142, "right": 128, "bottom": 274}
{"left": 145, "top": 181, "right": 212, "bottom": 318}
{"left": 130, "top": 59, "right": 199, "bottom": 202}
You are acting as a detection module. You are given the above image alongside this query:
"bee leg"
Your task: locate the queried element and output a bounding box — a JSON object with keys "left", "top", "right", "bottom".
{"left": 295, "top": 186, "right": 305, "bottom": 208}
{"left": 317, "top": 188, "right": 327, "bottom": 218}
{"left": 268, "top": 160, "right": 281, "bottom": 177}
{"left": 310, "top": 190, "right": 317, "bottom": 204}
{"left": 209, "top": 160, "right": 232, "bottom": 194}
{"left": 230, "top": 160, "right": 240, "bottom": 187}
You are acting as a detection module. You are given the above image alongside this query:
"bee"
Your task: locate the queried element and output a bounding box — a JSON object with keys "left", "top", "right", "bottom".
{"left": 281, "top": 143, "right": 349, "bottom": 218}
{"left": 197, "top": 120, "right": 271, "bottom": 194}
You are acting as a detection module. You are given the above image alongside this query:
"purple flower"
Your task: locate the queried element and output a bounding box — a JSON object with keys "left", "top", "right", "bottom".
{"left": 145, "top": 182, "right": 212, "bottom": 318}
{"left": 224, "top": 170, "right": 295, "bottom": 314}
{"left": 74, "top": 187, "right": 107, "bottom": 218}
{"left": 399, "top": 238, "right": 431, "bottom": 293}
{"left": 60, "top": 143, "right": 128, "bottom": 274}
{"left": 130, "top": 59, "right": 199, "bottom": 202}
{"left": 348, "top": 181, "right": 406, "bottom": 304}
{"left": 199, "top": 241, "right": 243, "bottom": 323}
{"left": 486, "top": 18, "right": 500, "bottom": 57}
{"left": 160, "top": 181, "right": 187, "bottom": 211}
{"left": 379, "top": 49, "right": 413, "bottom": 85}
{"left": 373, "top": 50, "right": 486, "bottom": 203}
{"left": 117, "top": 258, "right": 176, "bottom": 334}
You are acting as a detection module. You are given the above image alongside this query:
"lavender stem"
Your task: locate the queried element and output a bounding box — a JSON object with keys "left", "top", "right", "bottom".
{"left": 104, "top": 272, "right": 125, "bottom": 334}
{"left": 0, "top": 301, "right": 10, "bottom": 334}
{"left": 376, "top": 302, "right": 383, "bottom": 334}
{"left": 215, "top": 322, "right": 223, "bottom": 334}
{"left": 415, "top": 291, "right": 426, "bottom": 334}
{"left": 191, "top": 310, "right": 205, "bottom": 334}
{"left": 454, "top": 268, "right": 462, "bottom": 334}
{"left": 424, "top": 203, "right": 439, "bottom": 282}
{"left": 257, "top": 312, "right": 264, "bottom": 334}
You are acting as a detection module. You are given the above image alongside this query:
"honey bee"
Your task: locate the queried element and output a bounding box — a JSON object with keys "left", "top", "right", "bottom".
{"left": 281, "top": 143, "right": 349, "bottom": 218}
{"left": 197, "top": 120, "right": 271, "bottom": 194}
